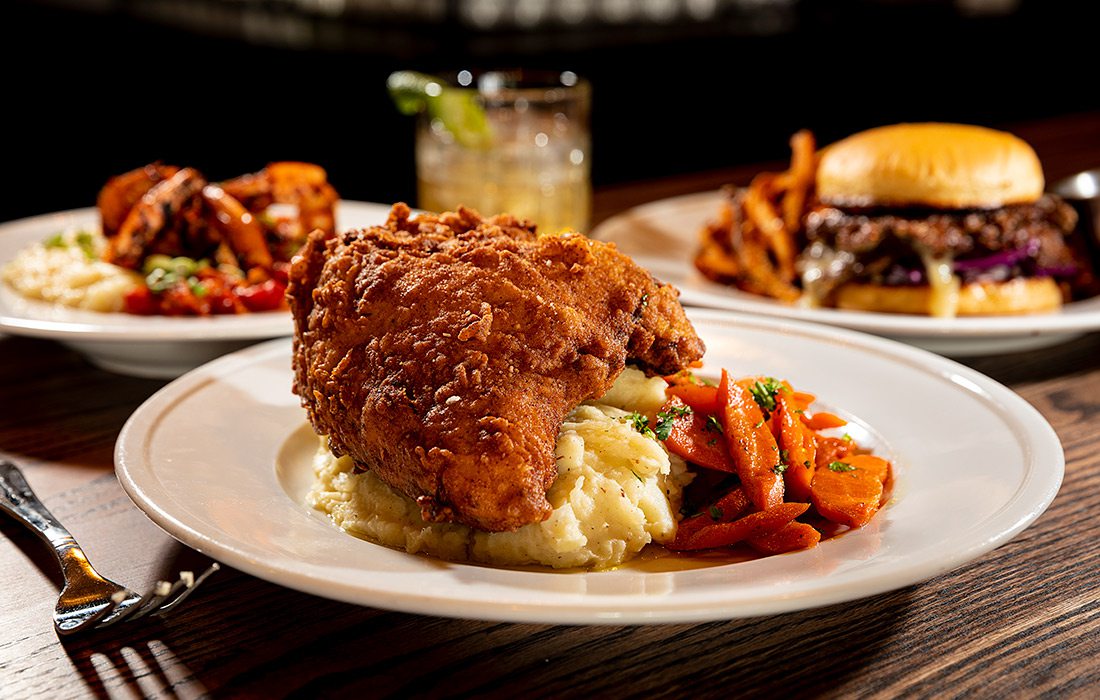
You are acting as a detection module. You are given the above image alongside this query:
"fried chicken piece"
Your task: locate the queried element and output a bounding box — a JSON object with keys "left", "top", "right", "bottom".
{"left": 288, "top": 203, "right": 705, "bottom": 532}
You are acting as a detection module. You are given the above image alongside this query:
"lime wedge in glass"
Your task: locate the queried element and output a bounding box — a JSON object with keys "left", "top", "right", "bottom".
{"left": 387, "top": 71, "right": 493, "bottom": 149}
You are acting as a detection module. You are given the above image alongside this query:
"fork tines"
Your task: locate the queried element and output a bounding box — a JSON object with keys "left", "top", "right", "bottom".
{"left": 96, "top": 562, "right": 221, "bottom": 630}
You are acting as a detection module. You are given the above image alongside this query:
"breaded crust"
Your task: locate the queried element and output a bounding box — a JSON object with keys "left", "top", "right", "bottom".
{"left": 288, "top": 203, "right": 704, "bottom": 532}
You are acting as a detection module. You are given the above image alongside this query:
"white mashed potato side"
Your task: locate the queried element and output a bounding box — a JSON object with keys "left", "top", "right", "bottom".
{"left": 308, "top": 366, "right": 692, "bottom": 570}
{"left": 1, "top": 229, "right": 140, "bottom": 312}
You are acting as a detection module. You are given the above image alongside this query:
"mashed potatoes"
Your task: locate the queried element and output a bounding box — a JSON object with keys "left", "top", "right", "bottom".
{"left": 308, "top": 367, "right": 691, "bottom": 570}
{"left": 1, "top": 229, "right": 140, "bottom": 312}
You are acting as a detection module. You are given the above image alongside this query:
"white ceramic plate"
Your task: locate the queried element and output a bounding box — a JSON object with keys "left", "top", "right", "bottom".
{"left": 114, "top": 310, "right": 1063, "bottom": 625}
{"left": 591, "top": 191, "right": 1100, "bottom": 356}
{"left": 0, "top": 201, "right": 393, "bottom": 377}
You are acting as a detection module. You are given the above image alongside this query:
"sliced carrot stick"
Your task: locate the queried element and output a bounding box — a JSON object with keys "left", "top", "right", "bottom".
{"left": 664, "top": 369, "right": 697, "bottom": 386}
{"left": 777, "top": 392, "right": 817, "bottom": 503}
{"left": 670, "top": 502, "right": 809, "bottom": 551}
{"left": 791, "top": 391, "right": 816, "bottom": 410}
{"left": 660, "top": 397, "right": 737, "bottom": 473}
{"left": 802, "top": 411, "right": 848, "bottom": 430}
{"left": 672, "top": 487, "right": 751, "bottom": 546}
{"left": 734, "top": 376, "right": 787, "bottom": 411}
{"left": 666, "top": 383, "right": 720, "bottom": 414}
{"left": 718, "top": 370, "right": 784, "bottom": 510}
{"left": 816, "top": 436, "right": 852, "bottom": 467}
{"left": 811, "top": 454, "right": 891, "bottom": 528}
{"left": 663, "top": 368, "right": 711, "bottom": 386}
{"left": 747, "top": 521, "right": 821, "bottom": 554}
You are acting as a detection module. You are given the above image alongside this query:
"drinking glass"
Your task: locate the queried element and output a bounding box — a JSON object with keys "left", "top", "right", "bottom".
{"left": 415, "top": 70, "right": 592, "bottom": 234}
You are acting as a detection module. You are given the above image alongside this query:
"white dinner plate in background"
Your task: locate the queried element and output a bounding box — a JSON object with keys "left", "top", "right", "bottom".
{"left": 0, "top": 201, "right": 393, "bottom": 377}
{"left": 591, "top": 191, "right": 1100, "bottom": 356}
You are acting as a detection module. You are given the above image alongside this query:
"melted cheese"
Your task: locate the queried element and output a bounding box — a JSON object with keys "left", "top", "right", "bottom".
{"left": 918, "top": 248, "right": 960, "bottom": 318}
{"left": 797, "top": 241, "right": 855, "bottom": 309}
{"left": 795, "top": 241, "right": 962, "bottom": 317}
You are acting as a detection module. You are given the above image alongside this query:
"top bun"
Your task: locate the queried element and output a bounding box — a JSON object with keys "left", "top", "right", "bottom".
{"left": 816, "top": 123, "right": 1045, "bottom": 209}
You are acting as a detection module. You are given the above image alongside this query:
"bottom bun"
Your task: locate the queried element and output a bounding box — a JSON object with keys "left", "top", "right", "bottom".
{"left": 833, "top": 277, "right": 1064, "bottom": 316}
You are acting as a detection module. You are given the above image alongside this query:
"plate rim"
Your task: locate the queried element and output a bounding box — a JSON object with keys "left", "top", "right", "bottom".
{"left": 591, "top": 189, "right": 1100, "bottom": 339}
{"left": 114, "top": 310, "right": 1065, "bottom": 624}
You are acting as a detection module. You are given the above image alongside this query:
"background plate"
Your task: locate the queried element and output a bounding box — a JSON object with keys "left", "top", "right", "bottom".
{"left": 591, "top": 191, "right": 1100, "bottom": 356}
{"left": 0, "top": 201, "right": 393, "bottom": 376}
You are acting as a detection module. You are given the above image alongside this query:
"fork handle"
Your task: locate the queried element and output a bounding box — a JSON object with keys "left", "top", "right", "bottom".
{"left": 0, "top": 460, "right": 101, "bottom": 582}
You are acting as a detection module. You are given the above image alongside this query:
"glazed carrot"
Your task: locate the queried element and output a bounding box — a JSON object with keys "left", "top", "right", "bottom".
{"left": 664, "top": 369, "right": 707, "bottom": 386}
{"left": 734, "top": 376, "right": 789, "bottom": 411}
{"left": 669, "top": 502, "right": 809, "bottom": 551}
{"left": 718, "top": 370, "right": 784, "bottom": 511}
{"left": 776, "top": 392, "right": 817, "bottom": 503}
{"left": 661, "top": 397, "right": 738, "bottom": 473}
{"left": 792, "top": 391, "right": 816, "bottom": 410}
{"left": 672, "top": 487, "right": 751, "bottom": 546}
{"left": 735, "top": 376, "right": 791, "bottom": 434}
{"left": 660, "top": 370, "right": 891, "bottom": 559}
{"left": 747, "top": 521, "right": 821, "bottom": 554}
{"left": 666, "top": 383, "right": 720, "bottom": 414}
{"left": 811, "top": 453, "right": 891, "bottom": 528}
{"left": 816, "top": 435, "right": 852, "bottom": 467}
{"left": 802, "top": 411, "right": 848, "bottom": 430}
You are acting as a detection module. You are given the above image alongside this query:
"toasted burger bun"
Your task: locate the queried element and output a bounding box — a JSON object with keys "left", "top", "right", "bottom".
{"left": 817, "top": 123, "right": 1045, "bottom": 209}
{"left": 833, "top": 277, "right": 1063, "bottom": 316}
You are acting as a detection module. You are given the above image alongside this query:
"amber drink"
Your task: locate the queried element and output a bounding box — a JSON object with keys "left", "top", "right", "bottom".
{"left": 415, "top": 71, "right": 592, "bottom": 234}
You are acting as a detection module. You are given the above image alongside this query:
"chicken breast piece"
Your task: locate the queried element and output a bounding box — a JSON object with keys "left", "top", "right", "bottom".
{"left": 288, "top": 203, "right": 705, "bottom": 532}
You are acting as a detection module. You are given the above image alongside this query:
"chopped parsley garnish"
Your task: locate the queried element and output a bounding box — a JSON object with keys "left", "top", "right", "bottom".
{"left": 74, "top": 231, "right": 97, "bottom": 260}
{"left": 828, "top": 461, "right": 857, "bottom": 472}
{"left": 654, "top": 405, "right": 692, "bottom": 440}
{"left": 705, "top": 415, "right": 724, "bottom": 434}
{"left": 754, "top": 418, "right": 765, "bottom": 428}
{"left": 772, "top": 463, "right": 788, "bottom": 475}
{"left": 143, "top": 256, "right": 213, "bottom": 295}
{"left": 708, "top": 505, "right": 723, "bottom": 521}
{"left": 187, "top": 278, "right": 208, "bottom": 297}
{"left": 42, "top": 230, "right": 96, "bottom": 259}
{"left": 707, "top": 438, "right": 718, "bottom": 447}
{"left": 842, "top": 433, "right": 853, "bottom": 443}
{"left": 803, "top": 460, "right": 812, "bottom": 469}
{"left": 749, "top": 377, "right": 786, "bottom": 418}
{"left": 624, "top": 412, "right": 656, "bottom": 440}
{"left": 638, "top": 293, "right": 649, "bottom": 309}
{"left": 779, "top": 449, "right": 790, "bottom": 462}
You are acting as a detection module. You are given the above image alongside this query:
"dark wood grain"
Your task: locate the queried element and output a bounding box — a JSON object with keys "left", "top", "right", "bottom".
{"left": 2, "top": 112, "right": 1100, "bottom": 699}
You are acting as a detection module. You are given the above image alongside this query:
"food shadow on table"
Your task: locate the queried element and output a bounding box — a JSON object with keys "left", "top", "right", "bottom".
{"left": 0, "top": 515, "right": 214, "bottom": 618}
{"left": 53, "top": 566, "right": 917, "bottom": 697}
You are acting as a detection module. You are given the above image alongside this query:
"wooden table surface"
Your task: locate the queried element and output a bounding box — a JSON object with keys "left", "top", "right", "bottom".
{"left": 2, "top": 112, "right": 1099, "bottom": 698}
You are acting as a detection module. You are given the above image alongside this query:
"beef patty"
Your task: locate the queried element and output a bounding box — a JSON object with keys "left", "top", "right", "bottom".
{"left": 800, "top": 194, "right": 1091, "bottom": 289}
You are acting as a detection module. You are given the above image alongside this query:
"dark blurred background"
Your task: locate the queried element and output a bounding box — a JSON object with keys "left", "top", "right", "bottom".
{"left": 2, "top": 0, "right": 1096, "bottom": 223}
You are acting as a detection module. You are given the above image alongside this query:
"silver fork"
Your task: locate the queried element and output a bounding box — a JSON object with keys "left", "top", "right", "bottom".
{"left": 0, "top": 460, "right": 219, "bottom": 636}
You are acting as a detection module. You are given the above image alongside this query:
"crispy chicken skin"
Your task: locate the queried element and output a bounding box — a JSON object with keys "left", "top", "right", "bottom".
{"left": 288, "top": 203, "right": 705, "bottom": 532}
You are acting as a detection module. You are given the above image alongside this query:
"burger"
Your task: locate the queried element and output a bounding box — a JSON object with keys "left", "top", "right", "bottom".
{"left": 799, "top": 123, "right": 1091, "bottom": 316}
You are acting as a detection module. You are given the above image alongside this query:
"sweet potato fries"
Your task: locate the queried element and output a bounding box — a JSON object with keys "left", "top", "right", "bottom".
{"left": 694, "top": 130, "right": 817, "bottom": 301}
